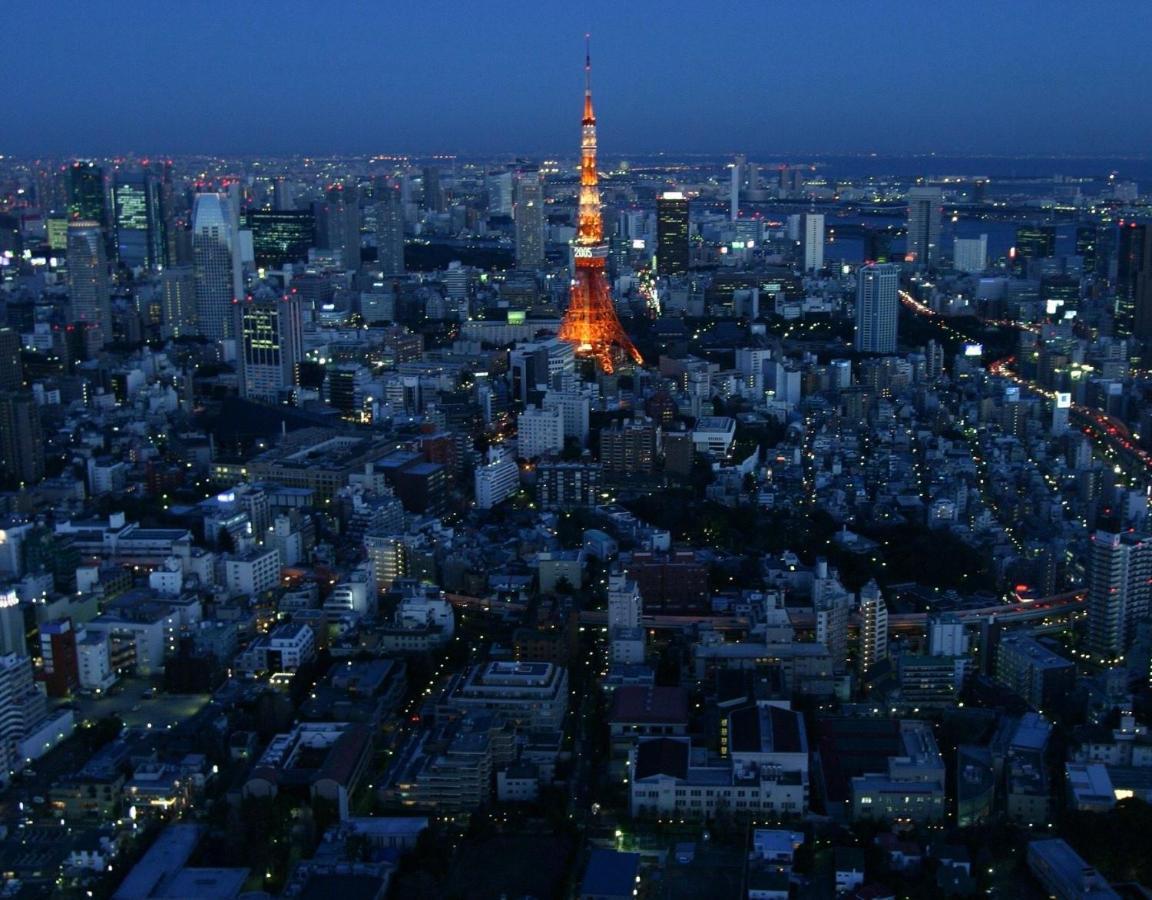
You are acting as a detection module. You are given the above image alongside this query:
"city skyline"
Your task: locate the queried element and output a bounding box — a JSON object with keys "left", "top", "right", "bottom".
{"left": 5, "top": 0, "right": 1152, "bottom": 158}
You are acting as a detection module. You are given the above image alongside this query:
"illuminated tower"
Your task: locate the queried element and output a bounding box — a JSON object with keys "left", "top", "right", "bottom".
{"left": 558, "top": 39, "right": 642, "bottom": 374}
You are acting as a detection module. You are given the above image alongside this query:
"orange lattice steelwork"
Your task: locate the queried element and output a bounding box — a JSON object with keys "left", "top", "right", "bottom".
{"left": 557, "top": 39, "right": 642, "bottom": 374}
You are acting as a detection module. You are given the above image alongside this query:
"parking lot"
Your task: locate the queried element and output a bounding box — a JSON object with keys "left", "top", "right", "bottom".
{"left": 73, "top": 679, "right": 212, "bottom": 731}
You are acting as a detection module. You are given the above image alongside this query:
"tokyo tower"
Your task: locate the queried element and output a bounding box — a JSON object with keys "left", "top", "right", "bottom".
{"left": 557, "top": 38, "right": 643, "bottom": 374}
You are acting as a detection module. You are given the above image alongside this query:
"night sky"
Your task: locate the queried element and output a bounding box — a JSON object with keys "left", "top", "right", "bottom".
{"left": 4, "top": 0, "right": 1151, "bottom": 157}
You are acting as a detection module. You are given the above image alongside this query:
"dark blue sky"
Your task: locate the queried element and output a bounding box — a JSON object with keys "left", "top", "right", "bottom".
{"left": 5, "top": 0, "right": 1151, "bottom": 158}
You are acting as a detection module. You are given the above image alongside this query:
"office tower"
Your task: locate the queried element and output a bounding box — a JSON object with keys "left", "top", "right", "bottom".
{"left": 112, "top": 168, "right": 163, "bottom": 268}
{"left": 905, "top": 186, "right": 942, "bottom": 268}
{"left": 374, "top": 186, "right": 406, "bottom": 276}
{"left": 1075, "top": 225, "right": 1098, "bottom": 272}
{"left": 858, "top": 580, "right": 889, "bottom": 676}
{"left": 656, "top": 191, "right": 690, "bottom": 277}
{"left": 557, "top": 44, "right": 642, "bottom": 373}
{"left": 1087, "top": 526, "right": 1152, "bottom": 662}
{"left": 730, "top": 156, "right": 743, "bottom": 220}
{"left": 1015, "top": 225, "right": 1056, "bottom": 269}
{"left": 422, "top": 166, "right": 444, "bottom": 212}
{"left": 66, "top": 220, "right": 112, "bottom": 348}
{"left": 802, "top": 212, "right": 824, "bottom": 272}
{"left": 67, "top": 161, "right": 107, "bottom": 224}
{"left": 161, "top": 266, "right": 197, "bottom": 338}
{"left": 854, "top": 263, "right": 899, "bottom": 354}
{"left": 273, "top": 177, "right": 298, "bottom": 211}
{"left": 474, "top": 451, "right": 520, "bottom": 509}
{"left": 953, "top": 234, "right": 988, "bottom": 273}
{"left": 245, "top": 210, "right": 315, "bottom": 268}
{"left": 237, "top": 294, "right": 303, "bottom": 403}
{"left": 1116, "top": 223, "right": 1151, "bottom": 340}
{"left": 0, "top": 393, "right": 44, "bottom": 487}
{"left": 338, "top": 184, "right": 362, "bottom": 270}
{"left": 317, "top": 183, "right": 361, "bottom": 270}
{"left": 192, "top": 193, "right": 243, "bottom": 342}
{"left": 514, "top": 170, "right": 545, "bottom": 268}
{"left": 0, "top": 329, "right": 21, "bottom": 391}
{"left": 487, "top": 170, "right": 514, "bottom": 217}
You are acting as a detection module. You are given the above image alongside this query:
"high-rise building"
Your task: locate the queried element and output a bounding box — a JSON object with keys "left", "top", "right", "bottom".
{"left": 66, "top": 220, "right": 112, "bottom": 347}
{"left": 600, "top": 418, "right": 659, "bottom": 474}
{"left": 1116, "top": 223, "right": 1152, "bottom": 340}
{"left": 1014, "top": 225, "right": 1056, "bottom": 275}
{"left": 112, "top": 168, "right": 163, "bottom": 268}
{"left": 905, "top": 186, "right": 942, "bottom": 268}
{"left": 0, "top": 591, "right": 24, "bottom": 657}
{"left": 0, "top": 653, "right": 49, "bottom": 780}
{"left": 487, "top": 170, "right": 514, "bottom": 217}
{"left": 1075, "top": 225, "right": 1098, "bottom": 272}
{"left": 802, "top": 212, "right": 824, "bottom": 272}
{"left": 514, "top": 170, "right": 545, "bottom": 269}
{"left": 729, "top": 156, "right": 743, "bottom": 221}
{"left": 374, "top": 187, "right": 405, "bottom": 276}
{"left": 858, "top": 580, "right": 889, "bottom": 676}
{"left": 422, "top": 166, "right": 444, "bottom": 212}
{"left": 192, "top": 193, "right": 243, "bottom": 342}
{"left": 319, "top": 183, "right": 361, "bottom": 270}
{"left": 0, "top": 393, "right": 44, "bottom": 488}
{"left": 854, "top": 263, "right": 899, "bottom": 354}
{"left": 953, "top": 234, "right": 988, "bottom": 273}
{"left": 67, "top": 161, "right": 107, "bottom": 224}
{"left": 516, "top": 405, "right": 564, "bottom": 460}
{"left": 1087, "top": 526, "right": 1152, "bottom": 663}
{"left": 236, "top": 294, "right": 303, "bottom": 403}
{"left": 161, "top": 266, "right": 197, "bottom": 338}
{"left": 0, "top": 329, "right": 22, "bottom": 391}
{"left": 656, "top": 192, "right": 690, "bottom": 277}
{"left": 245, "top": 210, "right": 315, "bottom": 268}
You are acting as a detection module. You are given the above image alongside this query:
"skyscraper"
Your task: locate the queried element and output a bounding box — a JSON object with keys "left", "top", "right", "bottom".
{"left": 1014, "top": 224, "right": 1056, "bottom": 266}
{"left": 161, "top": 266, "right": 198, "bottom": 338}
{"left": 374, "top": 187, "right": 406, "bottom": 276}
{"left": 66, "top": 220, "right": 112, "bottom": 349}
{"left": 236, "top": 294, "right": 303, "bottom": 403}
{"left": 112, "top": 168, "right": 163, "bottom": 269}
{"left": 656, "top": 192, "right": 690, "bottom": 277}
{"left": 0, "top": 393, "right": 44, "bottom": 488}
{"left": 67, "top": 161, "right": 107, "bottom": 224}
{"left": 422, "top": 166, "right": 445, "bottom": 213}
{"left": 854, "top": 263, "right": 899, "bottom": 354}
{"left": 557, "top": 42, "right": 642, "bottom": 373}
{"left": 487, "top": 170, "right": 514, "bottom": 217}
{"left": 514, "top": 170, "right": 545, "bottom": 269}
{"left": 245, "top": 210, "right": 315, "bottom": 268}
{"left": 0, "top": 329, "right": 22, "bottom": 392}
{"left": 1075, "top": 225, "right": 1098, "bottom": 272}
{"left": 1087, "top": 526, "right": 1152, "bottom": 663}
{"left": 729, "top": 155, "right": 743, "bottom": 221}
{"left": 1116, "top": 223, "right": 1151, "bottom": 340}
{"left": 905, "top": 186, "right": 942, "bottom": 268}
{"left": 802, "top": 212, "right": 824, "bottom": 273}
{"left": 192, "top": 193, "right": 243, "bottom": 342}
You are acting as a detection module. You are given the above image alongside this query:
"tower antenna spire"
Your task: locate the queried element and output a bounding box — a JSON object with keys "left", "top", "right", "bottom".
{"left": 585, "top": 33, "right": 591, "bottom": 93}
